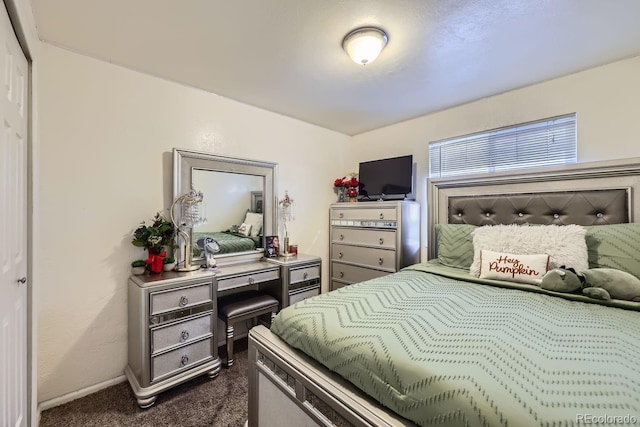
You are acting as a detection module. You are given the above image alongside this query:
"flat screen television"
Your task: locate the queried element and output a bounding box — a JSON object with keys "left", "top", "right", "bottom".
{"left": 358, "top": 155, "right": 414, "bottom": 201}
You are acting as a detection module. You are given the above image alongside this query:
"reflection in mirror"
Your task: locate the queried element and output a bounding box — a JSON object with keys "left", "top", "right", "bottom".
{"left": 173, "top": 148, "right": 278, "bottom": 268}
{"left": 192, "top": 170, "right": 264, "bottom": 255}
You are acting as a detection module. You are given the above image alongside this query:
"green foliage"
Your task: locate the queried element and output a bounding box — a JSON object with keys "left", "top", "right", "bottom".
{"left": 132, "top": 212, "right": 176, "bottom": 253}
{"left": 163, "top": 256, "right": 176, "bottom": 264}
{"left": 131, "top": 259, "right": 146, "bottom": 268}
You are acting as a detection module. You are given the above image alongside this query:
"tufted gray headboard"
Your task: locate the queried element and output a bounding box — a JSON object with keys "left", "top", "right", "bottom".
{"left": 427, "top": 158, "right": 640, "bottom": 259}
{"left": 447, "top": 189, "right": 629, "bottom": 226}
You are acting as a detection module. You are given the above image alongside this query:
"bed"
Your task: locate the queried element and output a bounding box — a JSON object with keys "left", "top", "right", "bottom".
{"left": 247, "top": 158, "right": 640, "bottom": 427}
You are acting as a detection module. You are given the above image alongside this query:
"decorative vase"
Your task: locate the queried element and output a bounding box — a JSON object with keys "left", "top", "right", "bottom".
{"left": 131, "top": 266, "right": 146, "bottom": 275}
{"left": 347, "top": 186, "right": 358, "bottom": 202}
{"left": 163, "top": 262, "right": 176, "bottom": 272}
{"left": 146, "top": 249, "right": 166, "bottom": 274}
{"left": 336, "top": 186, "right": 346, "bottom": 202}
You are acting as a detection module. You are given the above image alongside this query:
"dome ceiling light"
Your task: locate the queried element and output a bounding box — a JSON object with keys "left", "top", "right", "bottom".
{"left": 342, "top": 27, "right": 388, "bottom": 66}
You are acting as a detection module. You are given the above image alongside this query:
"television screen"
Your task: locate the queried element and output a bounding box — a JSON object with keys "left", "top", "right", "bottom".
{"left": 358, "top": 155, "right": 413, "bottom": 200}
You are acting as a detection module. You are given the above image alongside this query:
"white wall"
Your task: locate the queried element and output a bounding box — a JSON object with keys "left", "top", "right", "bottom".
{"left": 352, "top": 55, "right": 640, "bottom": 260}
{"left": 36, "top": 43, "right": 351, "bottom": 403}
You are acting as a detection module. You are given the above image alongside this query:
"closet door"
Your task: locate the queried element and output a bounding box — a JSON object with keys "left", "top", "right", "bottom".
{"left": 0, "top": 1, "right": 29, "bottom": 425}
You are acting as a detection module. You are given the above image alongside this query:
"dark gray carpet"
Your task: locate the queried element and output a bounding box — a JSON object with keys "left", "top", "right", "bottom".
{"left": 40, "top": 339, "right": 249, "bottom": 427}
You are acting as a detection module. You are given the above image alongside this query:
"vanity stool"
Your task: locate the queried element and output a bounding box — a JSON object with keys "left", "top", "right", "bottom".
{"left": 217, "top": 291, "right": 279, "bottom": 368}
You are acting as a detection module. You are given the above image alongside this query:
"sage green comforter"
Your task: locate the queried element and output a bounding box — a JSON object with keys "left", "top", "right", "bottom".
{"left": 270, "top": 263, "right": 640, "bottom": 426}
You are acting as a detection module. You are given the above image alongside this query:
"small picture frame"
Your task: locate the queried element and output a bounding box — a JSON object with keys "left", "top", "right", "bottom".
{"left": 264, "top": 235, "right": 280, "bottom": 258}
{"left": 251, "top": 191, "right": 264, "bottom": 213}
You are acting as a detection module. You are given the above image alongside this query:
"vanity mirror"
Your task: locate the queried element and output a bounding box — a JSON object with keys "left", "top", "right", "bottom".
{"left": 173, "top": 148, "right": 277, "bottom": 267}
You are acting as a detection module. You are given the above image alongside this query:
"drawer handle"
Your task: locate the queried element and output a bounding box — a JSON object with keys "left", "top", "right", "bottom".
{"left": 303, "top": 272, "right": 308, "bottom": 279}
{"left": 379, "top": 213, "right": 384, "bottom": 219}
{"left": 379, "top": 238, "right": 384, "bottom": 245}
{"left": 338, "top": 252, "right": 343, "bottom": 259}
{"left": 339, "top": 213, "right": 344, "bottom": 218}
{"left": 378, "top": 257, "right": 384, "bottom": 265}
{"left": 339, "top": 234, "right": 344, "bottom": 240}
{"left": 249, "top": 277, "right": 255, "bottom": 284}
{"left": 181, "top": 330, "right": 190, "bottom": 342}
{"left": 181, "top": 355, "right": 189, "bottom": 366}
{"left": 179, "top": 296, "right": 189, "bottom": 307}
{"left": 339, "top": 271, "right": 344, "bottom": 278}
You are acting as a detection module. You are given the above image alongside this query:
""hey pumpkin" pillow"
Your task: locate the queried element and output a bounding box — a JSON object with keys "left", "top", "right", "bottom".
{"left": 479, "top": 250, "right": 550, "bottom": 285}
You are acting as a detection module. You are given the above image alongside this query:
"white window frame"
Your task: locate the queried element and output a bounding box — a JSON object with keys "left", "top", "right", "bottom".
{"left": 429, "top": 114, "right": 577, "bottom": 178}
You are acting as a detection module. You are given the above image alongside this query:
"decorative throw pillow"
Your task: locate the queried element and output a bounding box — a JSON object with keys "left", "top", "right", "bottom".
{"left": 238, "top": 223, "right": 252, "bottom": 237}
{"left": 479, "top": 250, "right": 550, "bottom": 284}
{"left": 585, "top": 223, "right": 640, "bottom": 280}
{"left": 243, "top": 212, "right": 263, "bottom": 237}
{"left": 470, "top": 224, "right": 589, "bottom": 276}
{"left": 435, "top": 224, "right": 477, "bottom": 269}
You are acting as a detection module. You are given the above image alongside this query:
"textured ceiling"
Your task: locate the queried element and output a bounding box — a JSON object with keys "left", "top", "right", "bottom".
{"left": 30, "top": 0, "right": 640, "bottom": 135}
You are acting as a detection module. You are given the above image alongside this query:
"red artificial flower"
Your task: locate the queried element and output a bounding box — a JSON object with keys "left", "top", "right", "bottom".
{"left": 334, "top": 177, "right": 347, "bottom": 187}
{"left": 347, "top": 177, "right": 359, "bottom": 187}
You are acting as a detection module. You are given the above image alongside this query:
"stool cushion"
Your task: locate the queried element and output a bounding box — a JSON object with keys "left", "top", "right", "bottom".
{"left": 218, "top": 291, "right": 279, "bottom": 320}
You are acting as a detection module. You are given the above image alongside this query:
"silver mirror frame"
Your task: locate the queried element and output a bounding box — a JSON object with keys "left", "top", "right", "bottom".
{"left": 172, "top": 148, "right": 278, "bottom": 266}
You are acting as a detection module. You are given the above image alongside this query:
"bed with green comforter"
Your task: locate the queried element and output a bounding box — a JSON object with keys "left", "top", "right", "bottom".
{"left": 270, "top": 262, "right": 640, "bottom": 426}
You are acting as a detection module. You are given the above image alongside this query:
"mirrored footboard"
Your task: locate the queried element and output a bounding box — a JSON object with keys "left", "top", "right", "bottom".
{"left": 247, "top": 325, "right": 415, "bottom": 427}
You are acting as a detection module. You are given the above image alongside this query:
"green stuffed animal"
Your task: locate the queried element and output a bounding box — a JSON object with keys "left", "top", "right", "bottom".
{"left": 581, "top": 268, "right": 640, "bottom": 302}
{"left": 541, "top": 267, "right": 640, "bottom": 302}
{"left": 540, "top": 268, "right": 583, "bottom": 293}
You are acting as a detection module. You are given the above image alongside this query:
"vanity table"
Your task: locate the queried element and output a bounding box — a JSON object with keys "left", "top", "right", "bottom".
{"left": 125, "top": 269, "right": 221, "bottom": 408}
{"left": 123, "top": 149, "right": 323, "bottom": 401}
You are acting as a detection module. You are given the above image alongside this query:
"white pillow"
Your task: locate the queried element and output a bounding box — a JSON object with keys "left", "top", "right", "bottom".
{"left": 243, "top": 212, "right": 263, "bottom": 237}
{"left": 470, "top": 224, "right": 588, "bottom": 276}
{"left": 479, "top": 250, "right": 550, "bottom": 285}
{"left": 238, "top": 223, "right": 252, "bottom": 237}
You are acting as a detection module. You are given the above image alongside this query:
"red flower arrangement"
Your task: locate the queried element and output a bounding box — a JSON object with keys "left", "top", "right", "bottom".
{"left": 334, "top": 175, "right": 359, "bottom": 200}
{"left": 333, "top": 176, "right": 359, "bottom": 188}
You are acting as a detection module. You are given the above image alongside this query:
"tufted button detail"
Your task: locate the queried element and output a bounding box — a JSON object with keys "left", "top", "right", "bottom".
{"left": 485, "top": 212, "right": 491, "bottom": 217}
{"left": 518, "top": 212, "right": 524, "bottom": 217}
{"left": 596, "top": 212, "right": 604, "bottom": 218}
{"left": 457, "top": 212, "right": 463, "bottom": 217}
{"left": 553, "top": 213, "right": 560, "bottom": 219}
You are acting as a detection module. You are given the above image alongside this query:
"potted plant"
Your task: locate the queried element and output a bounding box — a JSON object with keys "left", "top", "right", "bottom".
{"left": 131, "top": 259, "right": 146, "bottom": 275}
{"left": 132, "top": 212, "right": 176, "bottom": 273}
{"left": 163, "top": 256, "right": 176, "bottom": 272}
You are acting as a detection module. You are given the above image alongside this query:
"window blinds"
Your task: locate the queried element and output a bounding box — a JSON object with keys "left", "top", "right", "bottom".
{"left": 429, "top": 114, "right": 577, "bottom": 178}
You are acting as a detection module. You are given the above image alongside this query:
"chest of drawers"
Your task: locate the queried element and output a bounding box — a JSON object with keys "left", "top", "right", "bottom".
{"left": 125, "top": 270, "right": 221, "bottom": 408}
{"left": 330, "top": 201, "right": 420, "bottom": 290}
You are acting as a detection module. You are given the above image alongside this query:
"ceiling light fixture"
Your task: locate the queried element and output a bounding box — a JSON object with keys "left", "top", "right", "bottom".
{"left": 342, "top": 27, "right": 388, "bottom": 66}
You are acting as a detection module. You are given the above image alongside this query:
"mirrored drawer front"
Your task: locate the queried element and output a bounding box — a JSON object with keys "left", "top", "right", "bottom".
{"left": 151, "top": 312, "right": 213, "bottom": 355}
{"left": 217, "top": 268, "right": 279, "bottom": 292}
{"left": 331, "top": 262, "right": 389, "bottom": 283}
{"left": 150, "top": 282, "right": 213, "bottom": 315}
{"left": 151, "top": 337, "right": 213, "bottom": 382}
{"left": 290, "top": 265, "right": 320, "bottom": 285}
{"left": 289, "top": 285, "right": 320, "bottom": 305}
{"left": 331, "top": 227, "right": 396, "bottom": 248}
{"left": 331, "top": 208, "right": 397, "bottom": 221}
{"left": 331, "top": 243, "right": 396, "bottom": 272}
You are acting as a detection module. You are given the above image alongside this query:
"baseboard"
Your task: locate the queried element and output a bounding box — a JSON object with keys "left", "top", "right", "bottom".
{"left": 37, "top": 374, "right": 127, "bottom": 412}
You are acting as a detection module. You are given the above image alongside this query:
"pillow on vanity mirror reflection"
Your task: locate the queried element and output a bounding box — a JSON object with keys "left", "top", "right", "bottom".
{"left": 244, "top": 212, "right": 263, "bottom": 237}
{"left": 238, "top": 223, "right": 252, "bottom": 236}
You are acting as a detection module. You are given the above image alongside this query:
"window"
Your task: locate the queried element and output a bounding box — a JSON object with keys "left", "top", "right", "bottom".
{"left": 429, "top": 114, "right": 577, "bottom": 178}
